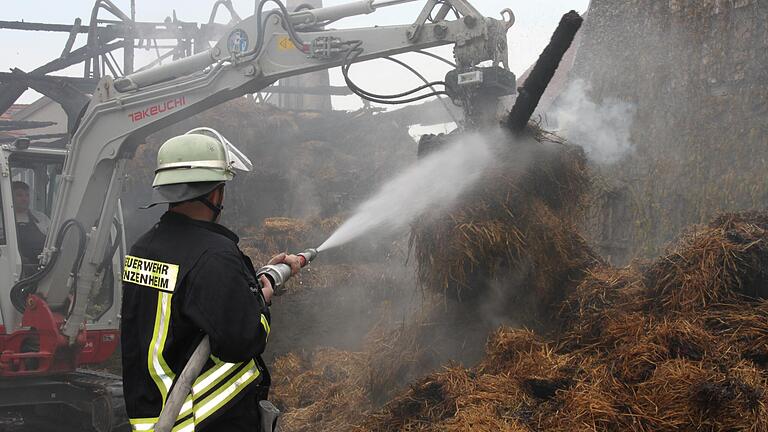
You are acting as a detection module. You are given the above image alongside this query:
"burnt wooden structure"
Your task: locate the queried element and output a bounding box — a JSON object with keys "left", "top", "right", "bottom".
{"left": 0, "top": 0, "right": 239, "bottom": 133}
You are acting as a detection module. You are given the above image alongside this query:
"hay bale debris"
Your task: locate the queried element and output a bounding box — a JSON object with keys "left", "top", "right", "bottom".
{"left": 270, "top": 210, "right": 768, "bottom": 431}
{"left": 410, "top": 126, "right": 600, "bottom": 318}
{"left": 357, "top": 211, "right": 768, "bottom": 431}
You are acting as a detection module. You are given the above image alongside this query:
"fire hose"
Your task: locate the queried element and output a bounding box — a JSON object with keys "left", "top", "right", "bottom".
{"left": 155, "top": 249, "right": 319, "bottom": 432}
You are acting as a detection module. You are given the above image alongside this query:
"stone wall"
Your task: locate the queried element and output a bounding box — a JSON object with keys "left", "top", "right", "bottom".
{"left": 567, "top": 0, "right": 768, "bottom": 263}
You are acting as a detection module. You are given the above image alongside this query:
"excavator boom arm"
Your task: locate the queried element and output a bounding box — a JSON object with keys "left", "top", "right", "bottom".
{"left": 32, "top": 0, "right": 512, "bottom": 340}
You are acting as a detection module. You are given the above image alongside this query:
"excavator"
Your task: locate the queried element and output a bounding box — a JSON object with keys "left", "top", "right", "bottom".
{"left": 0, "top": 0, "right": 517, "bottom": 430}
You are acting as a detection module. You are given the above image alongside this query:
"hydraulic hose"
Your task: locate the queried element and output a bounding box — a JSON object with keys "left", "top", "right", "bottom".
{"left": 381, "top": 56, "right": 460, "bottom": 125}
{"left": 341, "top": 43, "right": 450, "bottom": 105}
{"left": 10, "top": 219, "right": 87, "bottom": 313}
{"left": 97, "top": 217, "right": 123, "bottom": 274}
{"left": 244, "top": 0, "right": 306, "bottom": 60}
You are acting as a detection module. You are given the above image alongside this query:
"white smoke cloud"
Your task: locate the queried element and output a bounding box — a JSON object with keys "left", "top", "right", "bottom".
{"left": 549, "top": 79, "right": 636, "bottom": 164}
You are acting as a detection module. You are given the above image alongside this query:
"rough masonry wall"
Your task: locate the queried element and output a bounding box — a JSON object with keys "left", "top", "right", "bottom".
{"left": 569, "top": 0, "right": 768, "bottom": 263}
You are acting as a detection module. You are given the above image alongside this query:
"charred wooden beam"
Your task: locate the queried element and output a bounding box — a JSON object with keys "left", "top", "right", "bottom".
{"left": 0, "top": 133, "right": 68, "bottom": 144}
{"left": 0, "top": 19, "right": 226, "bottom": 41}
{"left": 18, "top": 71, "right": 91, "bottom": 133}
{"left": 506, "top": 11, "right": 583, "bottom": 134}
{"left": 0, "top": 120, "right": 57, "bottom": 132}
{"left": 61, "top": 18, "right": 83, "bottom": 58}
{"left": 0, "top": 21, "right": 85, "bottom": 33}
{"left": 0, "top": 72, "right": 99, "bottom": 94}
{"left": 0, "top": 39, "right": 121, "bottom": 116}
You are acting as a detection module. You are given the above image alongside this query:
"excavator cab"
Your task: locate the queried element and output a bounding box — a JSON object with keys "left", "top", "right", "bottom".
{"left": 0, "top": 141, "right": 67, "bottom": 330}
{"left": 0, "top": 139, "right": 127, "bottom": 431}
{"left": 0, "top": 139, "right": 124, "bottom": 363}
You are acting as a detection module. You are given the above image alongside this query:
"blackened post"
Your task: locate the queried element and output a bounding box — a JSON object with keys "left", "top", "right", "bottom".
{"left": 0, "top": 120, "right": 57, "bottom": 132}
{"left": 506, "top": 11, "right": 583, "bottom": 134}
{"left": 124, "top": 0, "right": 136, "bottom": 75}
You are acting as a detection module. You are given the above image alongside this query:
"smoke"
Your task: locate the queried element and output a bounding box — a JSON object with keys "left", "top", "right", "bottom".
{"left": 318, "top": 133, "right": 495, "bottom": 251}
{"left": 549, "top": 79, "right": 636, "bottom": 164}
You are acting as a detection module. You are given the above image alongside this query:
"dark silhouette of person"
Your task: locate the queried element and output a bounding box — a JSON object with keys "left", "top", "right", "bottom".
{"left": 12, "top": 181, "right": 50, "bottom": 266}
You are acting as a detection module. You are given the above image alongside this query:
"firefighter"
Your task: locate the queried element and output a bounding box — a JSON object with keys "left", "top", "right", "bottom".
{"left": 121, "top": 128, "right": 301, "bottom": 431}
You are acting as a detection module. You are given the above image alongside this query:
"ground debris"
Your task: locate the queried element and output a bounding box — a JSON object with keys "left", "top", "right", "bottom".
{"left": 271, "top": 210, "right": 768, "bottom": 431}
{"left": 357, "top": 211, "right": 768, "bottom": 432}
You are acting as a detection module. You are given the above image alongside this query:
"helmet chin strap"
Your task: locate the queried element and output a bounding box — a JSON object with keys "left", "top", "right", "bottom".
{"left": 196, "top": 187, "right": 224, "bottom": 222}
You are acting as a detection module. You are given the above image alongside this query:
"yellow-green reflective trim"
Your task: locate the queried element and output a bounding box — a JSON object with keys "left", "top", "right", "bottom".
{"left": 177, "top": 359, "right": 240, "bottom": 418}
{"left": 194, "top": 360, "right": 237, "bottom": 394}
{"left": 140, "top": 298, "right": 263, "bottom": 430}
{"left": 148, "top": 291, "right": 175, "bottom": 405}
{"left": 193, "top": 361, "right": 260, "bottom": 423}
{"left": 261, "top": 314, "right": 270, "bottom": 340}
{"left": 178, "top": 393, "right": 194, "bottom": 421}
{"left": 146, "top": 294, "right": 164, "bottom": 395}
{"left": 156, "top": 293, "right": 175, "bottom": 392}
{"left": 130, "top": 417, "right": 158, "bottom": 431}
{"left": 130, "top": 417, "right": 159, "bottom": 424}
{"left": 171, "top": 416, "right": 195, "bottom": 432}
{"left": 132, "top": 361, "right": 259, "bottom": 430}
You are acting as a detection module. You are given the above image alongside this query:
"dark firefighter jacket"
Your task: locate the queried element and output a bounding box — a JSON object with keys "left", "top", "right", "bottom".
{"left": 121, "top": 211, "right": 271, "bottom": 432}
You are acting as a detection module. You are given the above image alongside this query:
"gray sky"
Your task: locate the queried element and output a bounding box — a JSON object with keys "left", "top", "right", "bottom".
{"left": 0, "top": 0, "right": 589, "bottom": 110}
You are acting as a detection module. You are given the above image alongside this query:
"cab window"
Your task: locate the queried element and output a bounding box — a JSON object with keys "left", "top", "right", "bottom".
{"left": 9, "top": 154, "right": 63, "bottom": 272}
{"left": 10, "top": 160, "right": 62, "bottom": 217}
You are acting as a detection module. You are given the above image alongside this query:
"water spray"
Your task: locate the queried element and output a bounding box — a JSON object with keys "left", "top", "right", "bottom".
{"left": 314, "top": 133, "right": 494, "bottom": 253}
{"left": 256, "top": 248, "right": 319, "bottom": 294}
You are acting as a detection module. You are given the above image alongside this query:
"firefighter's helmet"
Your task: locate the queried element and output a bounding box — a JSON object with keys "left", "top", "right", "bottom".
{"left": 143, "top": 128, "right": 252, "bottom": 208}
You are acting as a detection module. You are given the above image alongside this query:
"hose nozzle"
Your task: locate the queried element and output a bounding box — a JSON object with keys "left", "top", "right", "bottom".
{"left": 255, "top": 248, "right": 319, "bottom": 295}
{"left": 297, "top": 248, "right": 318, "bottom": 266}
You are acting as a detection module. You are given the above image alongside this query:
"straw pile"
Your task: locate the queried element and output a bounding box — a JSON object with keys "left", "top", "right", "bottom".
{"left": 271, "top": 312, "right": 434, "bottom": 431}
{"left": 266, "top": 126, "right": 576, "bottom": 429}
{"left": 358, "top": 210, "right": 768, "bottom": 431}
{"left": 243, "top": 217, "right": 310, "bottom": 253}
{"left": 410, "top": 127, "right": 600, "bottom": 317}
{"left": 271, "top": 349, "right": 370, "bottom": 432}
{"left": 271, "top": 125, "right": 609, "bottom": 430}
{"left": 259, "top": 112, "right": 768, "bottom": 430}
